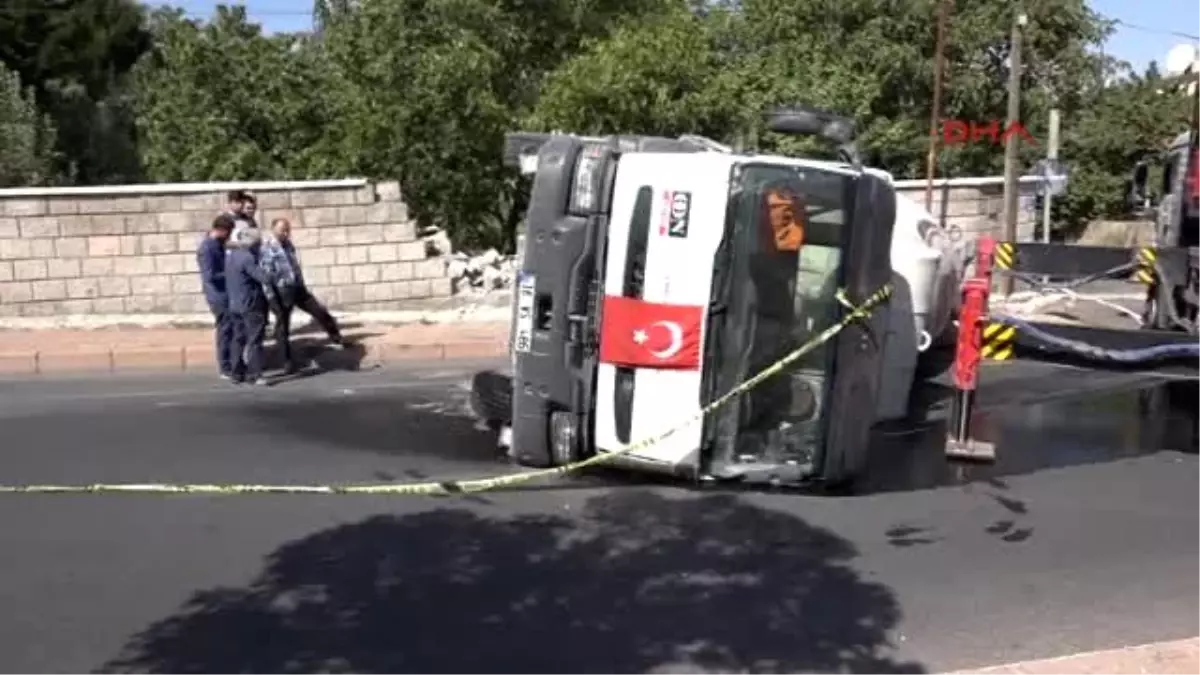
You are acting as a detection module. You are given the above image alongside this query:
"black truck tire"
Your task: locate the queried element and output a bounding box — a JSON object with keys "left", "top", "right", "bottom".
{"left": 470, "top": 369, "right": 513, "bottom": 425}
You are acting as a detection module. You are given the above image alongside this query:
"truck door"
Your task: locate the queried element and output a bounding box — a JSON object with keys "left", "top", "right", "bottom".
{"left": 700, "top": 162, "right": 895, "bottom": 485}
{"left": 592, "top": 153, "right": 734, "bottom": 475}
{"left": 815, "top": 172, "right": 897, "bottom": 484}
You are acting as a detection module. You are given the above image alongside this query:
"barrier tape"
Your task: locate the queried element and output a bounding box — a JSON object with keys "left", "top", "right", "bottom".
{"left": 0, "top": 284, "right": 892, "bottom": 496}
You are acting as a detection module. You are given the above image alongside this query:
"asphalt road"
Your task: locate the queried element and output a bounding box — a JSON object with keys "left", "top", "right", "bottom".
{"left": 0, "top": 360, "right": 1195, "bottom": 673}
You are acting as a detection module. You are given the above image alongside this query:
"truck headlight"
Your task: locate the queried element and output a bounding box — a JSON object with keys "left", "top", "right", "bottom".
{"left": 568, "top": 145, "right": 605, "bottom": 214}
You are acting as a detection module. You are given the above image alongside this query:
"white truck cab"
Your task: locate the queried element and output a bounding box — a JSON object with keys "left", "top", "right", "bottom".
{"left": 473, "top": 109, "right": 964, "bottom": 487}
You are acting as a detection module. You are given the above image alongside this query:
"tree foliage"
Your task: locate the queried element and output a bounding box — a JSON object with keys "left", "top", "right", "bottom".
{"left": 0, "top": 0, "right": 1192, "bottom": 247}
{"left": 132, "top": 6, "right": 339, "bottom": 181}
{"left": 0, "top": 0, "right": 150, "bottom": 182}
{"left": 0, "top": 61, "right": 59, "bottom": 187}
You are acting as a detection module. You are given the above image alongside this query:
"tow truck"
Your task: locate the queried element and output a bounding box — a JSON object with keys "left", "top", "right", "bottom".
{"left": 470, "top": 105, "right": 1198, "bottom": 488}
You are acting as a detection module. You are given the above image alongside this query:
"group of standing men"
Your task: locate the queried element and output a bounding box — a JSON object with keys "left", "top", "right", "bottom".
{"left": 196, "top": 190, "right": 345, "bottom": 385}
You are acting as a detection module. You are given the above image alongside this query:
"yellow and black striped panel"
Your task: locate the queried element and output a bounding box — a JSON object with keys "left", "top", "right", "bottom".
{"left": 981, "top": 322, "right": 1016, "bottom": 360}
{"left": 1134, "top": 247, "right": 1157, "bottom": 285}
{"left": 993, "top": 242, "right": 1016, "bottom": 270}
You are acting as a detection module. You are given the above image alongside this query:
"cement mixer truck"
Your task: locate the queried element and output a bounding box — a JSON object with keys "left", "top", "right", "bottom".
{"left": 470, "top": 107, "right": 969, "bottom": 487}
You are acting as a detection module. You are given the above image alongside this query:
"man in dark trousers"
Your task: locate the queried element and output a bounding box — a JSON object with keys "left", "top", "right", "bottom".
{"left": 196, "top": 215, "right": 236, "bottom": 379}
{"left": 225, "top": 225, "right": 272, "bottom": 385}
{"left": 261, "top": 216, "right": 344, "bottom": 373}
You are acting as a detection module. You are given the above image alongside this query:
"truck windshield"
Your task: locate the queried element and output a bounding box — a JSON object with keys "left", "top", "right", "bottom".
{"left": 705, "top": 163, "right": 853, "bottom": 472}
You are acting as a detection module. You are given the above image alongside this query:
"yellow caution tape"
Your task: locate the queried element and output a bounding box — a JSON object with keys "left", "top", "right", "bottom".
{"left": 0, "top": 284, "right": 892, "bottom": 496}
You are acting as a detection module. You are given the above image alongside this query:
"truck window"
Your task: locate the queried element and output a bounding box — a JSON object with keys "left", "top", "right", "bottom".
{"left": 737, "top": 166, "right": 848, "bottom": 368}
{"left": 709, "top": 163, "right": 851, "bottom": 466}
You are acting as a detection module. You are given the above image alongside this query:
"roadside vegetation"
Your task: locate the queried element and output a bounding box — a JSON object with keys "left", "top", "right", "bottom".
{"left": 1, "top": 0, "right": 1193, "bottom": 248}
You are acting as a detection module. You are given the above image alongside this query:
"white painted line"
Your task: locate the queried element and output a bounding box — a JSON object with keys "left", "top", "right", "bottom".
{"left": 962, "top": 637, "right": 1199, "bottom": 674}
{"left": 0, "top": 375, "right": 474, "bottom": 407}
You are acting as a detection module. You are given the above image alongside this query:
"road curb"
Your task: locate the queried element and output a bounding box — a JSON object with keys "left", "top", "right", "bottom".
{"left": 0, "top": 341, "right": 508, "bottom": 376}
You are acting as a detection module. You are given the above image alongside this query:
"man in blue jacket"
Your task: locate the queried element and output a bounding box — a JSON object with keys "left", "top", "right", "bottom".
{"left": 226, "top": 225, "right": 272, "bottom": 385}
{"left": 197, "top": 215, "right": 236, "bottom": 379}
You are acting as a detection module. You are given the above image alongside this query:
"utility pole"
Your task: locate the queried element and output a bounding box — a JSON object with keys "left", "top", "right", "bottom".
{"left": 1000, "top": 10, "right": 1027, "bottom": 297}
{"left": 1040, "top": 108, "right": 1060, "bottom": 245}
{"left": 924, "top": 0, "right": 953, "bottom": 211}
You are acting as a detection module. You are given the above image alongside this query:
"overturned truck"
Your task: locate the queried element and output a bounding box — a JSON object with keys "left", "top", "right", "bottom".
{"left": 471, "top": 108, "right": 971, "bottom": 487}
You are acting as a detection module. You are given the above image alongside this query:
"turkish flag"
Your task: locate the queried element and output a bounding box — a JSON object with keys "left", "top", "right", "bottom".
{"left": 598, "top": 295, "right": 705, "bottom": 370}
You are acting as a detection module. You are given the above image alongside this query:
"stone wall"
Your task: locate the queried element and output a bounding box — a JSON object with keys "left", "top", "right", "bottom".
{"left": 893, "top": 175, "right": 1040, "bottom": 244}
{"left": 0, "top": 179, "right": 451, "bottom": 317}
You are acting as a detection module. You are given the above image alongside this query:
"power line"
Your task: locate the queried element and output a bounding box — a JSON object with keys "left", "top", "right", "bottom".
{"left": 1112, "top": 19, "right": 1199, "bottom": 42}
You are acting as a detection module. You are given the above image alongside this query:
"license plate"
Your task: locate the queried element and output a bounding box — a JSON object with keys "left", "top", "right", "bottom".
{"left": 514, "top": 272, "right": 536, "bottom": 354}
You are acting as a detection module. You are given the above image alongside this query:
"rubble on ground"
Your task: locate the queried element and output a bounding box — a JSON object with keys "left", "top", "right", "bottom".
{"left": 420, "top": 226, "right": 516, "bottom": 296}
{"left": 446, "top": 248, "right": 518, "bottom": 295}
{"left": 420, "top": 225, "right": 454, "bottom": 257}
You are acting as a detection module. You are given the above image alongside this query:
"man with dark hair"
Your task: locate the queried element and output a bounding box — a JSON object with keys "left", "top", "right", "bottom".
{"left": 197, "top": 214, "right": 237, "bottom": 379}
{"left": 224, "top": 190, "right": 247, "bottom": 218}
{"left": 241, "top": 192, "right": 259, "bottom": 228}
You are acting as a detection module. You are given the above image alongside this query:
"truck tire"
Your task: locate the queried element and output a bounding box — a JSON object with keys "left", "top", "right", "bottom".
{"left": 469, "top": 369, "right": 512, "bottom": 425}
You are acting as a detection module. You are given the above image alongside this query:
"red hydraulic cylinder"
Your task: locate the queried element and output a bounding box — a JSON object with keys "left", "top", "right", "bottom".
{"left": 945, "top": 236, "right": 997, "bottom": 461}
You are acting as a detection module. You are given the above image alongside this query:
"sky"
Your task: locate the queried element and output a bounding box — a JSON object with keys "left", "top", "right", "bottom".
{"left": 154, "top": 0, "right": 1199, "bottom": 74}
{"left": 1090, "top": 0, "right": 1200, "bottom": 73}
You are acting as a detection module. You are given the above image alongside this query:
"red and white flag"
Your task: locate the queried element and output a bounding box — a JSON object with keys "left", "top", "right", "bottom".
{"left": 598, "top": 295, "right": 704, "bottom": 370}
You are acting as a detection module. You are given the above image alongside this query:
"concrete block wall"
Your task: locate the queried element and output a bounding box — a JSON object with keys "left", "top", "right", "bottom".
{"left": 0, "top": 179, "right": 451, "bottom": 317}
{"left": 893, "top": 176, "right": 1040, "bottom": 244}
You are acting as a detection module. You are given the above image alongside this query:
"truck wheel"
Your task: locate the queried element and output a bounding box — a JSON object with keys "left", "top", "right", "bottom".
{"left": 469, "top": 369, "right": 513, "bottom": 425}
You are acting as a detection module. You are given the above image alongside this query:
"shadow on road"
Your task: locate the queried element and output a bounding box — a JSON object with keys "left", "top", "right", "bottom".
{"left": 98, "top": 491, "right": 924, "bottom": 674}
{"left": 265, "top": 333, "right": 381, "bottom": 385}
{"left": 245, "top": 386, "right": 507, "bottom": 466}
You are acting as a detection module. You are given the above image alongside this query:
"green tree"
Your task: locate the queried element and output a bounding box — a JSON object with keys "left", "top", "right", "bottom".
{"left": 530, "top": 6, "right": 734, "bottom": 138}
{"left": 314, "top": 0, "right": 678, "bottom": 249}
{"left": 533, "top": 0, "right": 1129, "bottom": 234}
{"left": 0, "top": 62, "right": 58, "bottom": 186}
{"left": 0, "top": 0, "right": 150, "bottom": 183}
{"left": 132, "top": 6, "right": 340, "bottom": 181}
{"left": 1054, "top": 66, "right": 1196, "bottom": 234}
